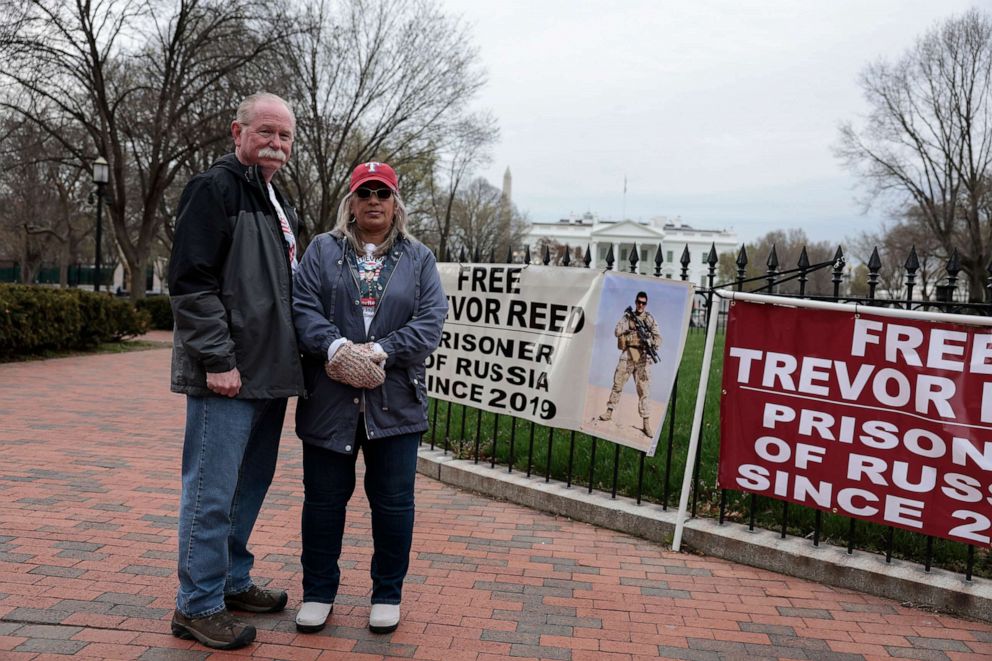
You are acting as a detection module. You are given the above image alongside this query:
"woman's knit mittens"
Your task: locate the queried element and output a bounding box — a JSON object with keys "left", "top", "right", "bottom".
{"left": 326, "top": 342, "right": 385, "bottom": 389}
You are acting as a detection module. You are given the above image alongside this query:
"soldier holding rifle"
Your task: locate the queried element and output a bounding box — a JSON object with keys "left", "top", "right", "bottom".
{"left": 599, "top": 291, "right": 662, "bottom": 437}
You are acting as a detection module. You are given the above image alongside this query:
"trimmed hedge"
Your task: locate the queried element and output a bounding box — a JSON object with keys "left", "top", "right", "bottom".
{"left": 135, "top": 295, "right": 174, "bottom": 330}
{"left": 0, "top": 284, "right": 150, "bottom": 360}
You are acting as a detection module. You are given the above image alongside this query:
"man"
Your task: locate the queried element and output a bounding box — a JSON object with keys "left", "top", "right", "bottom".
{"left": 167, "top": 92, "right": 304, "bottom": 650}
{"left": 599, "top": 291, "right": 662, "bottom": 437}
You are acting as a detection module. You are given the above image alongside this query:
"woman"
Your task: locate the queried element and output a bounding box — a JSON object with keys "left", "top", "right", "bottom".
{"left": 291, "top": 162, "right": 447, "bottom": 634}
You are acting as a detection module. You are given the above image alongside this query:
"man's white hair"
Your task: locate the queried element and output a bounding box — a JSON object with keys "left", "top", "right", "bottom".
{"left": 235, "top": 92, "right": 295, "bottom": 127}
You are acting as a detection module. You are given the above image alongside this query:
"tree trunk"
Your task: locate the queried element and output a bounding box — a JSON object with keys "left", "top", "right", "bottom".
{"left": 967, "top": 264, "right": 988, "bottom": 303}
{"left": 20, "top": 229, "right": 29, "bottom": 284}
{"left": 128, "top": 255, "right": 148, "bottom": 301}
{"left": 58, "top": 242, "right": 69, "bottom": 288}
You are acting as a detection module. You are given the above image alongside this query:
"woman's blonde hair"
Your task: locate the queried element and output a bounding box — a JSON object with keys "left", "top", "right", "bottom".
{"left": 334, "top": 188, "right": 412, "bottom": 255}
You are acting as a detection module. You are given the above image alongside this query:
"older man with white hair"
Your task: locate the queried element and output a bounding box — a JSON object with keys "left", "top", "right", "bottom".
{"left": 167, "top": 92, "right": 304, "bottom": 650}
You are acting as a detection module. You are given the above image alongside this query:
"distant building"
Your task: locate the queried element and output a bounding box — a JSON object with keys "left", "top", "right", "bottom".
{"left": 523, "top": 214, "right": 738, "bottom": 287}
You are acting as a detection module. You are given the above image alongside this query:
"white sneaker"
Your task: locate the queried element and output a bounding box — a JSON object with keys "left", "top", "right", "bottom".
{"left": 295, "top": 601, "right": 332, "bottom": 633}
{"left": 368, "top": 603, "right": 400, "bottom": 633}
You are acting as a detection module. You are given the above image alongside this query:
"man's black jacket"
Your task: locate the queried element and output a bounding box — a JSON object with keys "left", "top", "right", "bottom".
{"left": 168, "top": 153, "right": 304, "bottom": 398}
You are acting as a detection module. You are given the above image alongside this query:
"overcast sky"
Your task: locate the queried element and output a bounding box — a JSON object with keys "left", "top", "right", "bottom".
{"left": 439, "top": 0, "right": 982, "bottom": 246}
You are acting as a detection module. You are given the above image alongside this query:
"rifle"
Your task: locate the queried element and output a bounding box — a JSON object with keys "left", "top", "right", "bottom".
{"left": 623, "top": 306, "right": 659, "bottom": 363}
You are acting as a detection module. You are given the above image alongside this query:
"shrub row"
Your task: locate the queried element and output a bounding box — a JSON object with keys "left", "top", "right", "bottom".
{"left": 135, "top": 295, "right": 174, "bottom": 330}
{"left": 0, "top": 284, "right": 150, "bottom": 360}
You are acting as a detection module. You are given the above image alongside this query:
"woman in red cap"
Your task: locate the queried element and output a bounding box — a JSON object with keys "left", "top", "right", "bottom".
{"left": 291, "top": 162, "right": 447, "bottom": 634}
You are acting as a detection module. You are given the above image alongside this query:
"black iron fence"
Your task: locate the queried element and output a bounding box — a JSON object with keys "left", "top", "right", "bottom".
{"left": 0, "top": 261, "right": 19, "bottom": 283}
{"left": 425, "top": 241, "right": 991, "bottom": 583}
{"left": 0, "top": 263, "right": 156, "bottom": 291}
{"left": 0, "top": 262, "right": 114, "bottom": 287}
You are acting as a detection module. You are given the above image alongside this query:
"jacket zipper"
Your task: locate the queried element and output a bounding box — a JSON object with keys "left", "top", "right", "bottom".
{"left": 246, "top": 165, "right": 302, "bottom": 395}
{"left": 347, "top": 244, "right": 405, "bottom": 440}
{"left": 370, "top": 250, "right": 403, "bottom": 330}
{"left": 374, "top": 250, "right": 403, "bottom": 417}
{"left": 344, "top": 246, "right": 375, "bottom": 438}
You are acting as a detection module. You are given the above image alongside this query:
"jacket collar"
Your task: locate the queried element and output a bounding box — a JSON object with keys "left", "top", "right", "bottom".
{"left": 213, "top": 153, "right": 266, "bottom": 189}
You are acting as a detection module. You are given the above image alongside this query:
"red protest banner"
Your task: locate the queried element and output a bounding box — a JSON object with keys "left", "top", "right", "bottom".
{"left": 719, "top": 299, "right": 992, "bottom": 546}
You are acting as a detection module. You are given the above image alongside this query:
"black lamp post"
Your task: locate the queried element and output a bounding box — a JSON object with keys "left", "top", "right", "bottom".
{"left": 92, "top": 157, "right": 109, "bottom": 292}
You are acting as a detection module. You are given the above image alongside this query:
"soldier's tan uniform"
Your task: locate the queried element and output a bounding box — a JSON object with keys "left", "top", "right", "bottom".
{"left": 600, "top": 309, "right": 661, "bottom": 436}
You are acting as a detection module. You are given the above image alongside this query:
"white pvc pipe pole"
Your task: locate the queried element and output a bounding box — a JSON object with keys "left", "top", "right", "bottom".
{"left": 672, "top": 292, "right": 722, "bottom": 552}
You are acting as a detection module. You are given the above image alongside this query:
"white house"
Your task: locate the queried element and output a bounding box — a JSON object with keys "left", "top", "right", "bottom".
{"left": 523, "top": 214, "right": 739, "bottom": 287}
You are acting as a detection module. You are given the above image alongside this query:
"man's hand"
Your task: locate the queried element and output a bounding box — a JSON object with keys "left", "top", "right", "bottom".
{"left": 206, "top": 367, "right": 242, "bottom": 397}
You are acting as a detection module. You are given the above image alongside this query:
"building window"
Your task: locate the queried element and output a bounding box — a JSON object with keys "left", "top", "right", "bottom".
{"left": 666, "top": 250, "right": 673, "bottom": 263}
{"left": 701, "top": 252, "right": 707, "bottom": 263}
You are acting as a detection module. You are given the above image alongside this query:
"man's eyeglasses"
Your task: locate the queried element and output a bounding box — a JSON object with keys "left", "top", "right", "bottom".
{"left": 635, "top": 300, "right": 647, "bottom": 306}
{"left": 355, "top": 187, "right": 393, "bottom": 200}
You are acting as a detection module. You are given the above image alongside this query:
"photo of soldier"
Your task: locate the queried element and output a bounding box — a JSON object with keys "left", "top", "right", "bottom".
{"left": 599, "top": 291, "right": 662, "bottom": 437}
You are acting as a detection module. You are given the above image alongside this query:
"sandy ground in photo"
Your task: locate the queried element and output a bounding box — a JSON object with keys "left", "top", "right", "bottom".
{"left": 581, "top": 382, "right": 668, "bottom": 453}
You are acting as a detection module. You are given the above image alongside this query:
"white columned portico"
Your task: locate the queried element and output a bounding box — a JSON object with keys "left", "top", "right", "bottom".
{"left": 523, "top": 215, "right": 738, "bottom": 287}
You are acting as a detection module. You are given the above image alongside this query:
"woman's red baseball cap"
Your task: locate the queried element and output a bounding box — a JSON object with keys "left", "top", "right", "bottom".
{"left": 350, "top": 161, "right": 398, "bottom": 192}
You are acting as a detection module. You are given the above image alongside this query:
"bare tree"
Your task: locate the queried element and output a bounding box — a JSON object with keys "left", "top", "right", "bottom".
{"left": 277, "top": 0, "right": 488, "bottom": 244}
{"left": 533, "top": 237, "right": 562, "bottom": 264}
{"left": 848, "top": 263, "right": 870, "bottom": 297}
{"left": 0, "top": 114, "right": 93, "bottom": 285}
{"left": 717, "top": 229, "right": 836, "bottom": 295}
{"left": 2, "top": 0, "right": 291, "bottom": 298}
{"left": 0, "top": 2, "right": 27, "bottom": 54}
{"left": 423, "top": 112, "right": 498, "bottom": 259}
{"left": 850, "top": 213, "right": 945, "bottom": 300}
{"left": 837, "top": 8, "right": 992, "bottom": 301}
{"left": 448, "top": 177, "right": 528, "bottom": 262}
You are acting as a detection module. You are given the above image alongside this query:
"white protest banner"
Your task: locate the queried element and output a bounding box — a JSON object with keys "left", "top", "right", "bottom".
{"left": 428, "top": 264, "right": 694, "bottom": 454}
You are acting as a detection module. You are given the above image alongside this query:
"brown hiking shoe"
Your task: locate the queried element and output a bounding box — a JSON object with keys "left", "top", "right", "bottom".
{"left": 224, "top": 585, "right": 288, "bottom": 613}
{"left": 171, "top": 609, "right": 256, "bottom": 650}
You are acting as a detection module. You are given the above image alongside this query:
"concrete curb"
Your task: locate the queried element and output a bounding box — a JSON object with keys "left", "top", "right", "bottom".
{"left": 417, "top": 447, "right": 992, "bottom": 622}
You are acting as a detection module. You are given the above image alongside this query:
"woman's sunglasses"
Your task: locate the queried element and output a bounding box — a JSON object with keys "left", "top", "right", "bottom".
{"left": 355, "top": 187, "right": 393, "bottom": 200}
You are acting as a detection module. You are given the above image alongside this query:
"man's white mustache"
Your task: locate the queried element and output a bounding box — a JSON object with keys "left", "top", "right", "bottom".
{"left": 258, "top": 148, "right": 286, "bottom": 162}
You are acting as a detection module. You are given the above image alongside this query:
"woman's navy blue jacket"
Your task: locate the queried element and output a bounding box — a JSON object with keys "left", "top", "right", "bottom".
{"left": 292, "top": 230, "right": 447, "bottom": 452}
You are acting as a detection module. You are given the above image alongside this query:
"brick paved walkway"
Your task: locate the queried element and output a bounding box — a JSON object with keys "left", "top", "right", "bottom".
{"left": 2, "top": 344, "right": 992, "bottom": 660}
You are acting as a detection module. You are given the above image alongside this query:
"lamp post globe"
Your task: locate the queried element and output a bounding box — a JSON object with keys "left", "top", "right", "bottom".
{"left": 91, "top": 157, "right": 108, "bottom": 292}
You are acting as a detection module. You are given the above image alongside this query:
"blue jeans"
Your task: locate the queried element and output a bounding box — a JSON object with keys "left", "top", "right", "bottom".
{"left": 301, "top": 425, "right": 420, "bottom": 605}
{"left": 176, "top": 396, "right": 287, "bottom": 617}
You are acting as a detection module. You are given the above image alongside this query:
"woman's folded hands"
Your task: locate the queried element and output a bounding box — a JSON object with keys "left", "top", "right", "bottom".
{"left": 325, "top": 341, "right": 388, "bottom": 389}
